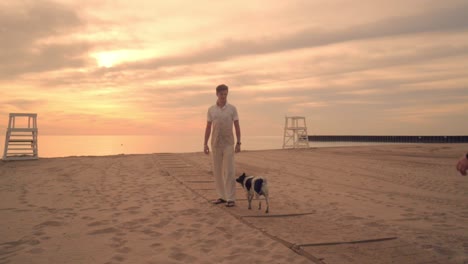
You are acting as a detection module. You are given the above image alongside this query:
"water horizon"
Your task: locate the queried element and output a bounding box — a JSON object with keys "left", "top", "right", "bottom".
{"left": 0, "top": 134, "right": 406, "bottom": 159}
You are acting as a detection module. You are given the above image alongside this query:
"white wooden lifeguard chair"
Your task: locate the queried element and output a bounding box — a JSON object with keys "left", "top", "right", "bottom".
{"left": 282, "top": 116, "right": 310, "bottom": 149}
{"left": 2, "top": 113, "right": 38, "bottom": 160}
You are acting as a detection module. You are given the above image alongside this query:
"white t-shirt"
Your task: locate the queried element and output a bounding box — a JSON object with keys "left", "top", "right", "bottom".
{"left": 207, "top": 103, "right": 239, "bottom": 148}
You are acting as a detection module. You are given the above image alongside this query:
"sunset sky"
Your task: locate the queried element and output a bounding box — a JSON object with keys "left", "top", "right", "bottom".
{"left": 1, "top": 0, "right": 467, "bottom": 137}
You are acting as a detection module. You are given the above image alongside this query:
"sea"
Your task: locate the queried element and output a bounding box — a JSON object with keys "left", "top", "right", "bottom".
{"left": 0, "top": 135, "right": 397, "bottom": 158}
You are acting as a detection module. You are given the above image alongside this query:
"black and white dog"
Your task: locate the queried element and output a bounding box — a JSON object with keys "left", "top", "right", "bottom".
{"left": 235, "top": 173, "right": 269, "bottom": 213}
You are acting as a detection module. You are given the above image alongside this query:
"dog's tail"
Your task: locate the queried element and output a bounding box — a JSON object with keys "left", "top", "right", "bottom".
{"left": 261, "top": 178, "right": 268, "bottom": 196}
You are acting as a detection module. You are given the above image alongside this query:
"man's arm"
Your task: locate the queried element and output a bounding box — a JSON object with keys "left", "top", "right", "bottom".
{"left": 204, "top": 121, "right": 212, "bottom": 154}
{"left": 234, "top": 120, "right": 241, "bottom": 153}
{"left": 456, "top": 153, "right": 468, "bottom": 176}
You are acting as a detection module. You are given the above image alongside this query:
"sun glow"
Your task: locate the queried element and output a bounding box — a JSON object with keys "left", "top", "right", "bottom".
{"left": 93, "top": 49, "right": 159, "bottom": 68}
{"left": 94, "top": 51, "right": 123, "bottom": 68}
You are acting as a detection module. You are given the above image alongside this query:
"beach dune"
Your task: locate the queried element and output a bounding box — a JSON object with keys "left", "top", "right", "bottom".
{"left": 1, "top": 144, "right": 467, "bottom": 263}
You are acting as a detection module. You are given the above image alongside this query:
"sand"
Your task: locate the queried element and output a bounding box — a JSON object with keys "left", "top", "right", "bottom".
{"left": 0, "top": 143, "right": 467, "bottom": 264}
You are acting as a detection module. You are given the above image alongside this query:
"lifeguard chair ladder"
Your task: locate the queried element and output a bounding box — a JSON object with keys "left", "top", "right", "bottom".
{"left": 282, "top": 116, "right": 309, "bottom": 149}
{"left": 2, "top": 113, "right": 38, "bottom": 161}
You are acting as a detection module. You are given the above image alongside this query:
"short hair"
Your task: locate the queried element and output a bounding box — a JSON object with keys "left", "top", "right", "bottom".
{"left": 216, "top": 84, "right": 228, "bottom": 94}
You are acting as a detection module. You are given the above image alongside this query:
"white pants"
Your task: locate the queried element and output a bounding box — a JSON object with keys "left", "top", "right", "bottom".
{"left": 212, "top": 145, "right": 236, "bottom": 202}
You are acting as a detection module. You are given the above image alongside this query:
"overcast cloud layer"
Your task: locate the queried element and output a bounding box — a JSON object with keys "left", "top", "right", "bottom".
{"left": 0, "top": 0, "right": 467, "bottom": 136}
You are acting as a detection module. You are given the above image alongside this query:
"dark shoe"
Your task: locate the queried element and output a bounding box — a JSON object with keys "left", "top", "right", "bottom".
{"left": 226, "top": 201, "right": 235, "bottom": 207}
{"left": 212, "top": 198, "right": 226, "bottom": 204}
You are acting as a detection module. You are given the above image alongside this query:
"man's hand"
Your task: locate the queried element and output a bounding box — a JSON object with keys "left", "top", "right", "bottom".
{"left": 235, "top": 144, "right": 241, "bottom": 153}
{"left": 456, "top": 155, "right": 468, "bottom": 176}
{"left": 204, "top": 145, "right": 210, "bottom": 155}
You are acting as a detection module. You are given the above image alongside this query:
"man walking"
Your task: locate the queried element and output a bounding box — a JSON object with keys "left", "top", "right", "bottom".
{"left": 204, "top": 84, "right": 241, "bottom": 207}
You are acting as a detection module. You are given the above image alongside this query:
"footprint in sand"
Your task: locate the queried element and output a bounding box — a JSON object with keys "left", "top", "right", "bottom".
{"left": 87, "top": 227, "right": 118, "bottom": 235}
{"left": 141, "top": 227, "right": 162, "bottom": 238}
{"left": 33, "top": 231, "right": 45, "bottom": 237}
{"left": 27, "top": 247, "right": 44, "bottom": 254}
{"left": 150, "top": 242, "right": 162, "bottom": 248}
{"left": 150, "top": 218, "right": 171, "bottom": 228}
{"left": 115, "top": 247, "right": 131, "bottom": 254}
{"left": 34, "top": 221, "right": 63, "bottom": 230}
{"left": 0, "top": 238, "right": 41, "bottom": 255}
{"left": 111, "top": 254, "right": 126, "bottom": 262}
{"left": 191, "top": 223, "right": 202, "bottom": 229}
{"left": 169, "top": 246, "right": 197, "bottom": 262}
{"left": 110, "top": 241, "right": 132, "bottom": 255}
{"left": 87, "top": 220, "right": 110, "bottom": 227}
{"left": 112, "top": 212, "right": 122, "bottom": 218}
{"left": 118, "top": 218, "right": 149, "bottom": 231}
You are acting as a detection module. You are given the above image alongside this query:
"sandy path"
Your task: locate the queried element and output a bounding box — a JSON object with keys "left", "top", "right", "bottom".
{"left": 179, "top": 143, "right": 468, "bottom": 264}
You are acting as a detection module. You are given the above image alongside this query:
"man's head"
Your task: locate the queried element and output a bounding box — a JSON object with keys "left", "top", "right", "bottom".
{"left": 216, "top": 84, "right": 228, "bottom": 94}
{"left": 216, "top": 84, "right": 229, "bottom": 105}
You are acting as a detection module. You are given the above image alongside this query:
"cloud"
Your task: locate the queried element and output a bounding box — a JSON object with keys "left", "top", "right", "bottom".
{"left": 254, "top": 96, "right": 296, "bottom": 103}
{"left": 386, "top": 102, "right": 468, "bottom": 124}
{"left": 111, "top": 3, "right": 468, "bottom": 71}
{"left": 0, "top": 99, "right": 47, "bottom": 111}
{"left": 0, "top": 1, "right": 92, "bottom": 78}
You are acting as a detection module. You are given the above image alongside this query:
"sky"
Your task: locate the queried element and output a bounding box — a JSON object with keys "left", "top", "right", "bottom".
{"left": 0, "top": 0, "right": 467, "bottom": 137}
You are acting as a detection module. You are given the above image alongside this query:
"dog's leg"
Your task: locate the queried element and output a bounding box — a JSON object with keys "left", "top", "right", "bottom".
{"left": 265, "top": 194, "right": 269, "bottom": 213}
{"left": 247, "top": 192, "right": 253, "bottom": 210}
{"left": 258, "top": 194, "right": 262, "bottom": 210}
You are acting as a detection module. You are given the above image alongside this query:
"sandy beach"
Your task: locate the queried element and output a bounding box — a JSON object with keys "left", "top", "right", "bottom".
{"left": 1, "top": 144, "right": 467, "bottom": 264}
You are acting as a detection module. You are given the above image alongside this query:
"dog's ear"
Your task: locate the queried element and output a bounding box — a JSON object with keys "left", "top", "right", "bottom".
{"left": 242, "top": 172, "right": 246, "bottom": 176}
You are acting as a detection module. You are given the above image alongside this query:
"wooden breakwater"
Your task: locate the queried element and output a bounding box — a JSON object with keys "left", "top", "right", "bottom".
{"left": 307, "top": 135, "right": 468, "bottom": 143}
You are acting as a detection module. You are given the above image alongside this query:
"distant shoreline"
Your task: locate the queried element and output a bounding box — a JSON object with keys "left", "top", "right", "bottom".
{"left": 308, "top": 135, "right": 468, "bottom": 143}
